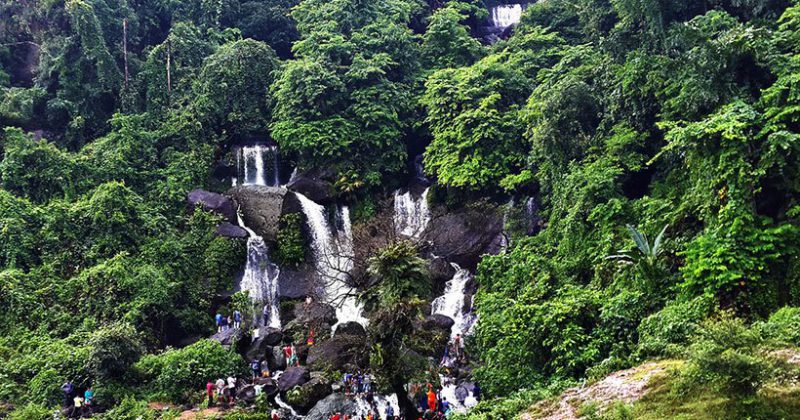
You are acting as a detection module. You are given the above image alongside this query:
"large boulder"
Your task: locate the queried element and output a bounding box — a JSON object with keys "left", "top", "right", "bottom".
{"left": 278, "top": 366, "right": 310, "bottom": 392}
{"left": 229, "top": 186, "right": 298, "bottom": 242}
{"left": 269, "top": 346, "right": 286, "bottom": 371}
{"left": 286, "top": 376, "right": 333, "bottom": 412}
{"left": 305, "top": 393, "right": 358, "bottom": 420}
{"left": 210, "top": 327, "right": 244, "bottom": 349}
{"left": 188, "top": 189, "right": 236, "bottom": 222}
{"left": 216, "top": 221, "right": 248, "bottom": 238}
{"left": 236, "top": 384, "right": 258, "bottom": 404}
{"left": 278, "top": 263, "right": 317, "bottom": 299}
{"left": 294, "top": 302, "right": 337, "bottom": 326}
{"left": 286, "top": 169, "right": 336, "bottom": 204}
{"left": 307, "top": 334, "right": 369, "bottom": 371}
{"left": 334, "top": 322, "right": 366, "bottom": 338}
{"left": 423, "top": 205, "right": 503, "bottom": 269}
{"left": 429, "top": 257, "right": 456, "bottom": 292}
{"left": 256, "top": 377, "right": 280, "bottom": 397}
{"left": 246, "top": 327, "right": 284, "bottom": 360}
{"left": 423, "top": 314, "right": 455, "bottom": 331}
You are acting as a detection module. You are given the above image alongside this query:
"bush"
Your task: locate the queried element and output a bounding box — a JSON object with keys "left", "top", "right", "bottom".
{"left": 101, "top": 396, "right": 167, "bottom": 420}
{"left": 6, "top": 403, "right": 51, "bottom": 420}
{"left": 87, "top": 322, "right": 145, "bottom": 380}
{"left": 758, "top": 306, "right": 800, "bottom": 346}
{"left": 636, "top": 296, "right": 713, "bottom": 358}
{"left": 274, "top": 213, "right": 306, "bottom": 268}
{"left": 133, "top": 340, "right": 245, "bottom": 403}
{"left": 680, "top": 315, "right": 773, "bottom": 397}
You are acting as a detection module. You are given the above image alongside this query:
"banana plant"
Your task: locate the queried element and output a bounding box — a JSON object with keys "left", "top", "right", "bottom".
{"left": 608, "top": 224, "right": 669, "bottom": 283}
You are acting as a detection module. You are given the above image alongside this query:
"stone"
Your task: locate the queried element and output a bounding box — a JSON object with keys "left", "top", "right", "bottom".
{"left": 246, "top": 327, "right": 283, "bottom": 360}
{"left": 286, "top": 376, "right": 333, "bottom": 412}
{"left": 269, "top": 346, "right": 287, "bottom": 371}
{"left": 305, "top": 393, "right": 359, "bottom": 420}
{"left": 210, "top": 327, "right": 244, "bottom": 349}
{"left": 423, "top": 314, "right": 455, "bottom": 331}
{"left": 334, "top": 321, "right": 366, "bottom": 338}
{"left": 278, "top": 263, "right": 317, "bottom": 299}
{"left": 188, "top": 189, "right": 236, "bottom": 222}
{"left": 429, "top": 257, "right": 457, "bottom": 290}
{"left": 216, "top": 221, "right": 248, "bottom": 238}
{"left": 236, "top": 384, "right": 258, "bottom": 404}
{"left": 229, "top": 186, "right": 290, "bottom": 242}
{"left": 306, "top": 335, "right": 369, "bottom": 371}
{"left": 278, "top": 366, "right": 310, "bottom": 392}
{"left": 423, "top": 204, "right": 503, "bottom": 269}
{"left": 286, "top": 169, "right": 336, "bottom": 204}
{"left": 294, "top": 301, "right": 338, "bottom": 326}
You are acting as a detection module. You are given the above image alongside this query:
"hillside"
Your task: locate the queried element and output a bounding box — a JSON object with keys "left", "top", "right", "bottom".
{"left": 1, "top": 0, "right": 800, "bottom": 419}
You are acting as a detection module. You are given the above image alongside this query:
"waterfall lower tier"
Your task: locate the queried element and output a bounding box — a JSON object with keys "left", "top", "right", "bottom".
{"left": 238, "top": 144, "right": 280, "bottom": 187}
{"left": 394, "top": 187, "right": 431, "bottom": 239}
{"left": 354, "top": 393, "right": 399, "bottom": 420}
{"left": 295, "top": 193, "right": 367, "bottom": 330}
{"left": 431, "top": 264, "right": 476, "bottom": 341}
{"left": 490, "top": 4, "right": 523, "bottom": 28}
{"left": 237, "top": 213, "right": 281, "bottom": 329}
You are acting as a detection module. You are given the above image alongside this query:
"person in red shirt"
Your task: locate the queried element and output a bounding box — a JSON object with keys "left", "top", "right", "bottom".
{"left": 206, "top": 381, "right": 214, "bottom": 406}
{"left": 427, "top": 386, "right": 437, "bottom": 412}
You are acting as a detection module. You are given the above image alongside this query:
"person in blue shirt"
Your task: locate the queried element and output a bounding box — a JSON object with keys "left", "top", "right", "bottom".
{"left": 251, "top": 359, "right": 262, "bottom": 381}
{"left": 215, "top": 313, "right": 223, "bottom": 332}
{"left": 233, "top": 310, "right": 242, "bottom": 329}
{"left": 84, "top": 386, "right": 94, "bottom": 407}
{"left": 60, "top": 381, "right": 74, "bottom": 407}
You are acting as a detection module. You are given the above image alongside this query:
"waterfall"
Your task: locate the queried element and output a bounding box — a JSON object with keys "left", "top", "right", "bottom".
{"left": 354, "top": 394, "right": 400, "bottom": 420}
{"left": 295, "top": 193, "right": 368, "bottom": 330}
{"left": 490, "top": 4, "right": 523, "bottom": 28}
{"left": 394, "top": 187, "right": 431, "bottom": 238}
{"left": 238, "top": 144, "right": 280, "bottom": 187}
{"left": 431, "top": 264, "right": 477, "bottom": 341}
{"left": 237, "top": 213, "right": 281, "bottom": 329}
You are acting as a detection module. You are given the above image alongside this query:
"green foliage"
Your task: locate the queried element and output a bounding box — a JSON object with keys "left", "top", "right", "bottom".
{"left": 636, "top": 296, "right": 714, "bottom": 358}
{"left": 6, "top": 403, "right": 51, "bottom": 420}
{"left": 87, "top": 322, "right": 145, "bottom": 380}
{"left": 134, "top": 340, "right": 245, "bottom": 403}
{"left": 274, "top": 213, "right": 306, "bottom": 268}
{"left": 680, "top": 314, "right": 774, "bottom": 396}
{"left": 365, "top": 240, "right": 430, "bottom": 308}
{"left": 758, "top": 306, "right": 800, "bottom": 346}
{"left": 422, "top": 4, "right": 484, "bottom": 69}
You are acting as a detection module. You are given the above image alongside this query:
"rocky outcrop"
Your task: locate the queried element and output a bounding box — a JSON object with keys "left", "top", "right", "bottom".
{"left": 306, "top": 393, "right": 358, "bottom": 420}
{"left": 279, "top": 263, "right": 318, "bottom": 299}
{"left": 294, "top": 302, "right": 337, "bottom": 326}
{"left": 334, "top": 321, "right": 366, "bottom": 337}
{"left": 423, "top": 204, "right": 503, "bottom": 269}
{"left": 188, "top": 189, "right": 236, "bottom": 222}
{"left": 210, "top": 327, "right": 244, "bottom": 349}
{"left": 278, "top": 366, "right": 310, "bottom": 392}
{"left": 429, "top": 256, "right": 456, "bottom": 291}
{"left": 286, "top": 169, "right": 336, "bottom": 204}
{"left": 423, "top": 314, "right": 455, "bottom": 331}
{"left": 229, "top": 186, "right": 294, "bottom": 242}
{"left": 306, "top": 334, "right": 369, "bottom": 371}
{"left": 216, "top": 221, "right": 248, "bottom": 238}
{"left": 246, "top": 327, "right": 284, "bottom": 360}
{"left": 286, "top": 376, "right": 333, "bottom": 412}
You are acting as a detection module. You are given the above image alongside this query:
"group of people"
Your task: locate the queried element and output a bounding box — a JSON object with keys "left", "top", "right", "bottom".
{"left": 410, "top": 383, "right": 455, "bottom": 420}
{"left": 439, "top": 334, "right": 466, "bottom": 368}
{"left": 60, "top": 381, "right": 94, "bottom": 418}
{"left": 341, "top": 371, "right": 373, "bottom": 399}
{"left": 215, "top": 310, "right": 243, "bottom": 332}
{"left": 327, "top": 410, "right": 396, "bottom": 420}
{"left": 205, "top": 376, "right": 240, "bottom": 407}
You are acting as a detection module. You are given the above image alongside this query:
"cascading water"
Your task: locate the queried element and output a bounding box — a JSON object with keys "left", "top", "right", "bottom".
{"left": 238, "top": 144, "right": 280, "bottom": 187}
{"left": 431, "top": 264, "right": 477, "bottom": 340}
{"left": 295, "top": 193, "right": 368, "bottom": 330}
{"left": 393, "top": 187, "right": 431, "bottom": 239}
{"left": 490, "top": 4, "right": 523, "bottom": 28}
{"left": 354, "top": 394, "right": 400, "bottom": 420}
{"left": 237, "top": 213, "right": 281, "bottom": 329}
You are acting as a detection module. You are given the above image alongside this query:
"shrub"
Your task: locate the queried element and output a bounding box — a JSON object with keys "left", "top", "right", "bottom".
{"left": 7, "top": 403, "right": 51, "bottom": 420}
{"left": 101, "top": 396, "right": 166, "bottom": 420}
{"left": 680, "top": 315, "right": 773, "bottom": 396}
{"left": 636, "top": 296, "right": 713, "bottom": 358}
{"left": 133, "top": 340, "right": 245, "bottom": 403}
{"left": 87, "top": 322, "right": 145, "bottom": 380}
{"left": 758, "top": 306, "right": 800, "bottom": 346}
{"left": 274, "top": 213, "right": 306, "bottom": 268}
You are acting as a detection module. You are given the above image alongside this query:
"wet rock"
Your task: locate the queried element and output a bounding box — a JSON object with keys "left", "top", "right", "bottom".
{"left": 236, "top": 384, "right": 258, "bottom": 404}
{"left": 188, "top": 189, "right": 236, "bottom": 222}
{"left": 229, "top": 186, "right": 292, "bottom": 242}
{"left": 334, "top": 321, "right": 366, "bottom": 337}
{"left": 286, "top": 376, "right": 333, "bottom": 412}
{"left": 216, "top": 221, "right": 248, "bottom": 238}
{"left": 246, "top": 327, "right": 284, "bottom": 360}
{"left": 306, "top": 393, "right": 358, "bottom": 420}
{"left": 279, "top": 263, "right": 317, "bottom": 299}
{"left": 455, "top": 385, "right": 469, "bottom": 404}
{"left": 307, "top": 335, "right": 369, "bottom": 371}
{"left": 278, "top": 366, "right": 310, "bottom": 392}
{"left": 294, "top": 301, "right": 337, "bottom": 326}
{"left": 210, "top": 327, "right": 244, "bottom": 349}
{"left": 286, "top": 169, "right": 336, "bottom": 204}
{"left": 423, "top": 314, "right": 455, "bottom": 331}
{"left": 256, "top": 378, "right": 280, "bottom": 396}
{"left": 429, "top": 257, "right": 456, "bottom": 290}
{"left": 269, "top": 346, "right": 287, "bottom": 371}
{"left": 423, "top": 204, "right": 503, "bottom": 269}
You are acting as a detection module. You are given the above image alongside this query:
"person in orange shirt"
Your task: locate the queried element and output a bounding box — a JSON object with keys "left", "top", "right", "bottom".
{"left": 427, "top": 386, "right": 437, "bottom": 412}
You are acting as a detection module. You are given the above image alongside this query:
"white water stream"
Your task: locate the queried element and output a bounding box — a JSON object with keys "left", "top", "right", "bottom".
{"left": 393, "top": 187, "right": 431, "bottom": 238}
{"left": 490, "top": 4, "right": 524, "bottom": 28}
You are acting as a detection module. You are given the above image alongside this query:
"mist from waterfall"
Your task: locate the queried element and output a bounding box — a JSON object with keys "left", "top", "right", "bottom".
{"left": 238, "top": 144, "right": 280, "bottom": 187}
{"left": 237, "top": 213, "right": 281, "bottom": 329}
{"left": 431, "top": 264, "right": 477, "bottom": 341}
{"left": 393, "top": 187, "right": 431, "bottom": 238}
{"left": 490, "top": 4, "right": 523, "bottom": 28}
{"left": 295, "top": 193, "right": 368, "bottom": 330}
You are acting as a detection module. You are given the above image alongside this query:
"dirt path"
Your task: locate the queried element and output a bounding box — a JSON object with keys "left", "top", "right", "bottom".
{"left": 523, "top": 361, "right": 676, "bottom": 420}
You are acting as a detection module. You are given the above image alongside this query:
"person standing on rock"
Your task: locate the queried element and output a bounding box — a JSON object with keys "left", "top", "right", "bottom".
{"left": 426, "top": 384, "right": 437, "bottom": 412}
{"left": 227, "top": 376, "right": 237, "bottom": 405}
{"left": 233, "top": 309, "right": 242, "bottom": 329}
{"left": 215, "top": 313, "right": 223, "bottom": 333}
{"left": 215, "top": 378, "right": 226, "bottom": 404}
{"left": 251, "top": 359, "right": 262, "bottom": 381}
{"left": 60, "top": 380, "right": 74, "bottom": 407}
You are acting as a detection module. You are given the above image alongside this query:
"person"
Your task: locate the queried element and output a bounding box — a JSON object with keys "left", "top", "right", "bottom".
{"left": 440, "top": 345, "right": 450, "bottom": 367}
{"left": 71, "top": 395, "right": 84, "bottom": 418}
{"left": 206, "top": 380, "right": 215, "bottom": 406}
{"left": 227, "top": 376, "right": 237, "bottom": 404}
{"left": 84, "top": 386, "right": 94, "bottom": 407}
{"left": 215, "top": 313, "right": 223, "bottom": 332}
{"left": 290, "top": 342, "right": 299, "bottom": 366}
{"left": 283, "top": 343, "right": 293, "bottom": 367}
{"left": 220, "top": 314, "right": 229, "bottom": 331}
{"left": 305, "top": 295, "right": 313, "bottom": 307}
{"left": 363, "top": 372, "right": 371, "bottom": 393}
{"left": 262, "top": 366, "right": 271, "bottom": 378}
{"left": 226, "top": 315, "right": 233, "bottom": 330}
{"left": 453, "top": 334, "right": 462, "bottom": 359}
{"left": 251, "top": 359, "right": 262, "bottom": 381}
{"left": 215, "top": 378, "right": 226, "bottom": 403}
{"left": 60, "top": 380, "right": 74, "bottom": 407}
{"left": 427, "top": 385, "right": 437, "bottom": 412}
{"left": 271, "top": 410, "right": 280, "bottom": 420}
{"left": 385, "top": 404, "right": 395, "bottom": 419}
{"left": 307, "top": 328, "right": 315, "bottom": 347}
{"left": 440, "top": 397, "right": 450, "bottom": 414}
{"left": 233, "top": 309, "right": 242, "bottom": 329}
{"left": 330, "top": 412, "right": 341, "bottom": 420}
{"left": 263, "top": 304, "right": 270, "bottom": 325}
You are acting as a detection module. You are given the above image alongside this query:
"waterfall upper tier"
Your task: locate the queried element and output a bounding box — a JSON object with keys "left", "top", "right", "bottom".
{"left": 235, "top": 144, "right": 281, "bottom": 187}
